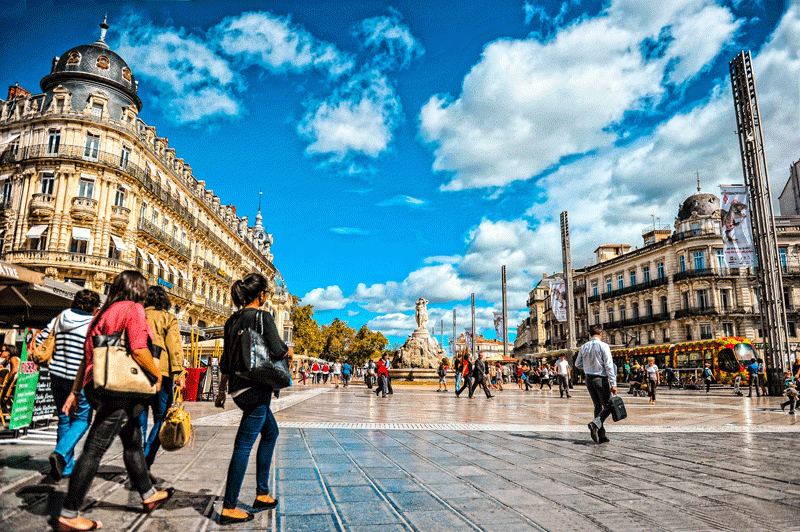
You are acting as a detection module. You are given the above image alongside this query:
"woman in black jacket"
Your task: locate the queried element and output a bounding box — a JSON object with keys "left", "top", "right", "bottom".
{"left": 215, "top": 273, "right": 290, "bottom": 524}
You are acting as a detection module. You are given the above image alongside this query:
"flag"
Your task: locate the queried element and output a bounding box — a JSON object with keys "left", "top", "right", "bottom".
{"left": 720, "top": 185, "right": 755, "bottom": 267}
{"left": 550, "top": 279, "right": 567, "bottom": 322}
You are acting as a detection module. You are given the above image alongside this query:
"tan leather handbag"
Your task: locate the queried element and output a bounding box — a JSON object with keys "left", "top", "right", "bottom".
{"left": 31, "top": 329, "right": 56, "bottom": 366}
{"left": 158, "top": 375, "right": 192, "bottom": 451}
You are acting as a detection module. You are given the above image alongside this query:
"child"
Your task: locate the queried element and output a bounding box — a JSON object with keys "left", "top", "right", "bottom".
{"left": 781, "top": 370, "right": 797, "bottom": 414}
{"left": 733, "top": 371, "right": 743, "bottom": 396}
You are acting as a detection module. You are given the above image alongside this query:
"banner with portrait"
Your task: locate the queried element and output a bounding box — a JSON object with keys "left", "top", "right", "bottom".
{"left": 720, "top": 185, "right": 756, "bottom": 267}
{"left": 493, "top": 312, "right": 504, "bottom": 340}
{"left": 464, "top": 327, "right": 473, "bottom": 352}
{"left": 549, "top": 279, "right": 567, "bottom": 322}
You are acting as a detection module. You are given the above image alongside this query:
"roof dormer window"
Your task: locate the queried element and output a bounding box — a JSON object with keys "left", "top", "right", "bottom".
{"left": 122, "top": 67, "right": 132, "bottom": 81}
{"left": 67, "top": 51, "right": 81, "bottom": 65}
{"left": 96, "top": 56, "right": 110, "bottom": 69}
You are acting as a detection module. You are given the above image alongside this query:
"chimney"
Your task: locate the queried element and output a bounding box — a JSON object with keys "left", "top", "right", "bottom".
{"left": 7, "top": 83, "right": 31, "bottom": 100}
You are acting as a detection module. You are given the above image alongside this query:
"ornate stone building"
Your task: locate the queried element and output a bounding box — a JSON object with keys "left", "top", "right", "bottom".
{"left": 0, "top": 21, "right": 293, "bottom": 336}
{"left": 516, "top": 187, "right": 800, "bottom": 356}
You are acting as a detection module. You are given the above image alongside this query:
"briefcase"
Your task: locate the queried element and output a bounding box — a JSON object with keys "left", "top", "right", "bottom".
{"left": 609, "top": 395, "right": 627, "bottom": 422}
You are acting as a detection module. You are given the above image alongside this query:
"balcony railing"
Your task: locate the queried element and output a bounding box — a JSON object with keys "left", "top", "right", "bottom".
{"left": 673, "top": 267, "right": 719, "bottom": 282}
{"left": 597, "top": 276, "right": 671, "bottom": 301}
{"left": 1, "top": 143, "right": 275, "bottom": 269}
{"left": 202, "top": 259, "right": 230, "bottom": 282}
{"left": 29, "top": 193, "right": 55, "bottom": 219}
{"left": 137, "top": 268, "right": 193, "bottom": 301}
{"left": 70, "top": 196, "right": 98, "bottom": 222}
{"left": 672, "top": 228, "right": 718, "bottom": 242}
{"left": 675, "top": 305, "right": 718, "bottom": 319}
{"left": 205, "top": 298, "right": 232, "bottom": 317}
{"left": 1, "top": 249, "right": 135, "bottom": 273}
{"left": 137, "top": 218, "right": 191, "bottom": 258}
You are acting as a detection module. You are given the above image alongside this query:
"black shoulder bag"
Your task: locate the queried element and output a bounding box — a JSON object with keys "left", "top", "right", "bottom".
{"left": 235, "top": 311, "right": 291, "bottom": 390}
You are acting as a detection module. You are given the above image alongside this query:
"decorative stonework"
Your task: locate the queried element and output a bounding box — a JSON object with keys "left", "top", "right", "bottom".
{"left": 96, "top": 56, "right": 109, "bottom": 69}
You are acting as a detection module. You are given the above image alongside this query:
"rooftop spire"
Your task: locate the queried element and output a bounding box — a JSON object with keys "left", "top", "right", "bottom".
{"left": 95, "top": 14, "right": 110, "bottom": 49}
{"left": 696, "top": 170, "right": 702, "bottom": 192}
{"left": 254, "top": 189, "right": 264, "bottom": 230}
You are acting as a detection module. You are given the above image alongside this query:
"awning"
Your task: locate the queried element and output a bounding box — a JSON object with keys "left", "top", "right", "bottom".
{"left": 109, "top": 234, "right": 128, "bottom": 252}
{"left": 137, "top": 248, "right": 148, "bottom": 262}
{"left": 168, "top": 264, "right": 178, "bottom": 276}
{"left": 26, "top": 225, "right": 49, "bottom": 238}
{"left": 72, "top": 227, "right": 91, "bottom": 241}
{"left": 158, "top": 258, "right": 169, "bottom": 271}
{"left": 179, "top": 270, "right": 188, "bottom": 281}
{"left": 0, "top": 260, "right": 44, "bottom": 286}
{"left": 0, "top": 134, "right": 20, "bottom": 150}
{"left": 148, "top": 253, "right": 159, "bottom": 265}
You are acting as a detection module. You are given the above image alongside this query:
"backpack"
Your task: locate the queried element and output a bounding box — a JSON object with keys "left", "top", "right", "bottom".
{"left": 438, "top": 365, "right": 446, "bottom": 378}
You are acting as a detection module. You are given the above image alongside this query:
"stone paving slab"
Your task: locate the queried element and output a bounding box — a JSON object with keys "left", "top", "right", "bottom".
{"left": 2, "top": 385, "right": 799, "bottom": 531}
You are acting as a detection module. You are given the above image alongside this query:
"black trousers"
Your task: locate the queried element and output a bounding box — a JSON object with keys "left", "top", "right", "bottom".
{"left": 585, "top": 374, "right": 613, "bottom": 437}
{"left": 470, "top": 375, "right": 492, "bottom": 398}
{"left": 456, "top": 375, "right": 473, "bottom": 397}
{"left": 557, "top": 375, "right": 570, "bottom": 397}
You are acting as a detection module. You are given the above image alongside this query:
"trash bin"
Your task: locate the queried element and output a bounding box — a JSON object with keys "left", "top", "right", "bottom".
{"left": 184, "top": 367, "right": 206, "bottom": 402}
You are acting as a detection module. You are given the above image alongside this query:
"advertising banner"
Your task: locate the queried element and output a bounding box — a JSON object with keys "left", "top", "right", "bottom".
{"left": 464, "top": 327, "right": 473, "bottom": 352}
{"left": 550, "top": 279, "right": 567, "bottom": 322}
{"left": 720, "top": 185, "right": 756, "bottom": 267}
{"left": 10, "top": 330, "right": 40, "bottom": 430}
{"left": 493, "top": 312, "right": 504, "bottom": 340}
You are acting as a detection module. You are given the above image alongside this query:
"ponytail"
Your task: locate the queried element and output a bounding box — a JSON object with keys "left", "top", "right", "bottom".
{"left": 231, "top": 272, "right": 269, "bottom": 308}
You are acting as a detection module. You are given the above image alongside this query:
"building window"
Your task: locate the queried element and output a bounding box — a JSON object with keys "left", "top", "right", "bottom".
{"left": 139, "top": 202, "right": 147, "bottom": 223}
{"left": 784, "top": 286, "right": 792, "bottom": 309}
{"left": 41, "top": 174, "right": 54, "bottom": 195}
{"left": 91, "top": 102, "right": 103, "bottom": 118}
{"left": 691, "top": 222, "right": 700, "bottom": 235}
{"left": 594, "top": 311, "right": 600, "bottom": 325}
{"left": 83, "top": 133, "right": 99, "bottom": 160}
{"left": 723, "top": 322, "right": 734, "bottom": 337}
{"left": 717, "top": 249, "right": 725, "bottom": 272}
{"left": 77, "top": 178, "right": 94, "bottom": 198}
{"left": 663, "top": 327, "right": 670, "bottom": 342}
{"left": 9, "top": 137, "right": 19, "bottom": 156}
{"left": 70, "top": 238, "right": 88, "bottom": 254}
{"left": 700, "top": 323, "right": 712, "bottom": 340}
{"left": 28, "top": 228, "right": 47, "bottom": 250}
{"left": 789, "top": 322, "right": 797, "bottom": 338}
{"left": 592, "top": 282, "right": 598, "bottom": 296}
{"left": 720, "top": 289, "right": 731, "bottom": 311}
{"left": 632, "top": 301, "right": 639, "bottom": 319}
{"left": 780, "top": 248, "right": 788, "bottom": 273}
{"left": 162, "top": 217, "right": 169, "bottom": 234}
{"left": 609, "top": 334, "right": 615, "bottom": 345}
{"left": 1, "top": 179, "right": 11, "bottom": 202}
{"left": 693, "top": 251, "right": 705, "bottom": 271}
{"left": 657, "top": 261, "right": 665, "bottom": 279}
{"left": 660, "top": 296, "right": 668, "bottom": 315}
{"left": 757, "top": 321, "right": 763, "bottom": 337}
{"left": 643, "top": 266, "right": 650, "bottom": 283}
{"left": 648, "top": 330, "right": 655, "bottom": 344}
{"left": 108, "top": 238, "right": 120, "bottom": 260}
{"left": 151, "top": 209, "right": 159, "bottom": 226}
{"left": 620, "top": 305, "right": 627, "bottom": 320}
{"left": 606, "top": 278, "right": 612, "bottom": 293}
{"left": 685, "top": 324, "right": 693, "bottom": 341}
{"left": 682, "top": 291, "right": 689, "bottom": 309}
{"left": 47, "top": 129, "right": 61, "bottom": 154}
{"left": 630, "top": 270, "right": 637, "bottom": 286}
{"left": 634, "top": 331, "right": 641, "bottom": 345}
{"left": 607, "top": 307, "right": 614, "bottom": 322}
{"left": 646, "top": 299, "right": 653, "bottom": 317}
{"left": 697, "top": 289, "right": 709, "bottom": 309}
{"left": 120, "top": 146, "right": 130, "bottom": 168}
{"left": 114, "top": 186, "right": 126, "bottom": 207}
{"left": 617, "top": 274, "right": 624, "bottom": 290}
{"left": 679, "top": 255, "right": 686, "bottom": 272}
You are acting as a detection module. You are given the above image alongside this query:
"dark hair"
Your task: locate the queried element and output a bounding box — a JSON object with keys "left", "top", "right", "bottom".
{"left": 89, "top": 270, "right": 149, "bottom": 331}
{"left": 145, "top": 285, "right": 172, "bottom": 311}
{"left": 589, "top": 325, "right": 603, "bottom": 336}
{"left": 231, "top": 272, "right": 269, "bottom": 308}
{"left": 71, "top": 289, "right": 100, "bottom": 314}
{"left": 2, "top": 344, "right": 18, "bottom": 357}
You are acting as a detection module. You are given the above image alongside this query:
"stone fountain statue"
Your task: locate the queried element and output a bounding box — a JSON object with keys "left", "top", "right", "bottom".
{"left": 395, "top": 297, "right": 445, "bottom": 369}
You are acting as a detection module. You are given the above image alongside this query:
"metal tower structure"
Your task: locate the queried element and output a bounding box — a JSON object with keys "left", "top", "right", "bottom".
{"left": 560, "top": 211, "right": 576, "bottom": 352}
{"left": 729, "top": 51, "right": 790, "bottom": 387}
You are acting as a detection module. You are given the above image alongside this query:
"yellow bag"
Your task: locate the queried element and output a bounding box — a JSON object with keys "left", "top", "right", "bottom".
{"left": 31, "top": 312, "right": 63, "bottom": 366}
{"left": 159, "top": 379, "right": 193, "bottom": 451}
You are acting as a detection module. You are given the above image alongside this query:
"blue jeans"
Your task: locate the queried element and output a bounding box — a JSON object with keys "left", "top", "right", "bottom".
{"left": 223, "top": 387, "right": 279, "bottom": 509}
{"left": 139, "top": 377, "right": 173, "bottom": 467}
{"left": 50, "top": 374, "right": 93, "bottom": 476}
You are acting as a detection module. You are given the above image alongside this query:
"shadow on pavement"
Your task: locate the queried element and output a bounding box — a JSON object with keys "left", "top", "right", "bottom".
{"left": 509, "top": 433, "right": 597, "bottom": 446}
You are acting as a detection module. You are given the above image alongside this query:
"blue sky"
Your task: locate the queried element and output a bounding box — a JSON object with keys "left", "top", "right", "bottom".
{"left": 1, "top": 0, "right": 797, "bottom": 347}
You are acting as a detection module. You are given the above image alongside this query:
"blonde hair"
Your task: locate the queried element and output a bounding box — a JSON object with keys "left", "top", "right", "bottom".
{"left": 647, "top": 357, "right": 655, "bottom": 365}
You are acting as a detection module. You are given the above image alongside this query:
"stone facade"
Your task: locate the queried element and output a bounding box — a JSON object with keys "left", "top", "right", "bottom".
{"left": 0, "top": 24, "right": 293, "bottom": 335}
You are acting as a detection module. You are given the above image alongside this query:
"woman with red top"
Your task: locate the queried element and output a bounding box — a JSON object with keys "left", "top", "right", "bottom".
{"left": 57, "top": 271, "right": 173, "bottom": 532}
{"left": 375, "top": 357, "right": 389, "bottom": 397}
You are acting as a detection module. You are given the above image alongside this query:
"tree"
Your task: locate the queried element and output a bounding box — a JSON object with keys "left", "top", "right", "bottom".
{"left": 349, "top": 325, "right": 388, "bottom": 367}
{"left": 321, "top": 318, "right": 355, "bottom": 361}
{"left": 291, "top": 304, "right": 323, "bottom": 358}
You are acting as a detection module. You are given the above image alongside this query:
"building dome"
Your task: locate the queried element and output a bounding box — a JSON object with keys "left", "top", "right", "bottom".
{"left": 39, "top": 20, "right": 142, "bottom": 112}
{"left": 676, "top": 192, "right": 719, "bottom": 221}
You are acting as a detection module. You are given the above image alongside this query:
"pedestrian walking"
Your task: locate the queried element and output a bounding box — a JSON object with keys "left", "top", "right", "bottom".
{"left": 539, "top": 365, "right": 552, "bottom": 390}
{"left": 311, "top": 361, "right": 320, "bottom": 384}
{"left": 645, "top": 357, "right": 659, "bottom": 404}
{"left": 454, "top": 356, "right": 463, "bottom": 391}
{"left": 437, "top": 359, "right": 448, "bottom": 392}
{"left": 57, "top": 271, "right": 172, "bottom": 532}
{"left": 555, "top": 354, "right": 571, "bottom": 398}
{"left": 665, "top": 366, "right": 675, "bottom": 389}
{"left": 383, "top": 352, "right": 394, "bottom": 395}
{"left": 215, "top": 273, "right": 291, "bottom": 524}
{"left": 701, "top": 363, "right": 715, "bottom": 394}
{"left": 332, "top": 360, "right": 341, "bottom": 388}
{"left": 757, "top": 358, "right": 768, "bottom": 396}
{"left": 781, "top": 370, "right": 797, "bottom": 414}
{"left": 747, "top": 358, "right": 760, "bottom": 397}
{"left": 469, "top": 352, "right": 493, "bottom": 399}
{"left": 322, "top": 362, "right": 330, "bottom": 384}
{"left": 139, "top": 286, "right": 186, "bottom": 471}
{"left": 495, "top": 364, "right": 504, "bottom": 391}
{"left": 341, "top": 361, "right": 352, "bottom": 387}
{"left": 299, "top": 363, "right": 307, "bottom": 386}
{"left": 375, "top": 356, "right": 389, "bottom": 397}
{"left": 575, "top": 325, "right": 617, "bottom": 444}
{"left": 455, "top": 355, "right": 472, "bottom": 397}
{"left": 35, "top": 289, "right": 100, "bottom": 481}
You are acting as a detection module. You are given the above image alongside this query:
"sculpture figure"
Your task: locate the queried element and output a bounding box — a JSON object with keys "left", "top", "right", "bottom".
{"left": 415, "top": 298, "right": 429, "bottom": 330}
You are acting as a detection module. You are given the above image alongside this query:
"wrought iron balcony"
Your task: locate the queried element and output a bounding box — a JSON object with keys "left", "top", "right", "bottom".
{"left": 673, "top": 267, "right": 718, "bottom": 282}
{"left": 137, "top": 218, "right": 191, "bottom": 258}
{"left": 674, "top": 305, "right": 718, "bottom": 319}
{"left": 69, "top": 196, "right": 98, "bottom": 223}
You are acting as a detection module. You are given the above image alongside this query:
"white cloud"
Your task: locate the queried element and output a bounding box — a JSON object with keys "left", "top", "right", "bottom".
{"left": 347, "top": 310, "right": 360, "bottom": 317}
{"left": 213, "top": 11, "right": 354, "bottom": 77}
{"left": 298, "top": 69, "right": 402, "bottom": 162}
{"left": 366, "top": 313, "right": 417, "bottom": 338}
{"left": 420, "top": 0, "right": 742, "bottom": 191}
{"left": 330, "top": 227, "right": 370, "bottom": 235}
{"left": 376, "top": 195, "right": 429, "bottom": 208}
{"left": 355, "top": 10, "right": 424, "bottom": 69}
{"left": 301, "top": 285, "right": 349, "bottom": 311}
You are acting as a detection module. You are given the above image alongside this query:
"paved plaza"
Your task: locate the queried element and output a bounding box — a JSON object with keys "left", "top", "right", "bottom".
{"left": 1, "top": 383, "right": 798, "bottom": 532}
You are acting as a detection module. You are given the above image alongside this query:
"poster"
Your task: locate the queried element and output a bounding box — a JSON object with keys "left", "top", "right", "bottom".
{"left": 210, "top": 357, "right": 219, "bottom": 396}
{"left": 720, "top": 185, "right": 756, "bottom": 267}
{"left": 493, "top": 312, "right": 504, "bottom": 340}
{"left": 464, "top": 327, "right": 473, "bottom": 352}
{"left": 10, "top": 330, "right": 40, "bottom": 430}
{"left": 550, "top": 279, "right": 567, "bottom": 322}
{"left": 32, "top": 367, "right": 56, "bottom": 422}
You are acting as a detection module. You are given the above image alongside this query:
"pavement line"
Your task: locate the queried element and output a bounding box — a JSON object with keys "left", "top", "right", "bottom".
{"left": 276, "top": 422, "right": 800, "bottom": 432}
{"left": 194, "top": 387, "right": 330, "bottom": 426}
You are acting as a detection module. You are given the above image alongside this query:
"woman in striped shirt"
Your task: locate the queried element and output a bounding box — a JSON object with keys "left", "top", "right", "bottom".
{"left": 36, "top": 289, "right": 101, "bottom": 481}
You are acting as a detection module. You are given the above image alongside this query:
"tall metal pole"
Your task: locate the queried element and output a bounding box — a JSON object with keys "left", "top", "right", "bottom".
{"left": 730, "top": 51, "right": 790, "bottom": 395}
{"left": 471, "top": 293, "right": 476, "bottom": 360}
{"left": 502, "top": 265, "right": 508, "bottom": 360}
{"left": 441, "top": 319, "right": 444, "bottom": 350}
{"left": 560, "top": 211, "right": 576, "bottom": 352}
{"left": 452, "top": 308, "right": 456, "bottom": 358}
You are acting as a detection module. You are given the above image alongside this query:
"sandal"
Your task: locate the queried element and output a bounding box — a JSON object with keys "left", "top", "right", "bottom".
{"left": 142, "top": 487, "right": 175, "bottom": 513}
{"left": 55, "top": 518, "right": 102, "bottom": 531}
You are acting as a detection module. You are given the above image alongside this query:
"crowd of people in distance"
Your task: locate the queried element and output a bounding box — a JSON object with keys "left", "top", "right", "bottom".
{"left": 295, "top": 359, "right": 353, "bottom": 388}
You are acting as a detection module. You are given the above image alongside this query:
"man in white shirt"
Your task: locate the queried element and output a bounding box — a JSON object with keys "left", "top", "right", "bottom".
{"left": 555, "top": 354, "right": 571, "bottom": 398}
{"left": 575, "top": 325, "right": 617, "bottom": 444}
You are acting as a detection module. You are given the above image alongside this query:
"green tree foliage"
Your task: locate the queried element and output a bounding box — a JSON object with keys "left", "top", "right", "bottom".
{"left": 321, "top": 318, "right": 355, "bottom": 361}
{"left": 291, "top": 304, "right": 324, "bottom": 357}
{"left": 349, "top": 325, "right": 389, "bottom": 367}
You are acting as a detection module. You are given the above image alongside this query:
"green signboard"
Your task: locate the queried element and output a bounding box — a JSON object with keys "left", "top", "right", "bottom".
{"left": 9, "top": 329, "right": 40, "bottom": 431}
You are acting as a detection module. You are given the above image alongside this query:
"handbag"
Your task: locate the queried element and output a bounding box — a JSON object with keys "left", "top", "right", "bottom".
{"left": 92, "top": 305, "right": 158, "bottom": 399}
{"left": 159, "top": 377, "right": 193, "bottom": 451}
{"left": 609, "top": 394, "right": 627, "bottom": 422}
{"left": 31, "top": 315, "right": 59, "bottom": 366}
{"left": 235, "top": 312, "right": 291, "bottom": 390}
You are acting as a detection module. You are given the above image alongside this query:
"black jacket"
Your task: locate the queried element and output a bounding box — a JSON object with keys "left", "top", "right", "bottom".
{"left": 221, "top": 308, "right": 289, "bottom": 394}
{"left": 472, "top": 358, "right": 487, "bottom": 378}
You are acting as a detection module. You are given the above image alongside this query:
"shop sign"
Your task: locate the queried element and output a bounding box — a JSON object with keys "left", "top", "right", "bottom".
{"left": 158, "top": 278, "right": 173, "bottom": 289}
{"left": 10, "top": 331, "right": 40, "bottom": 430}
